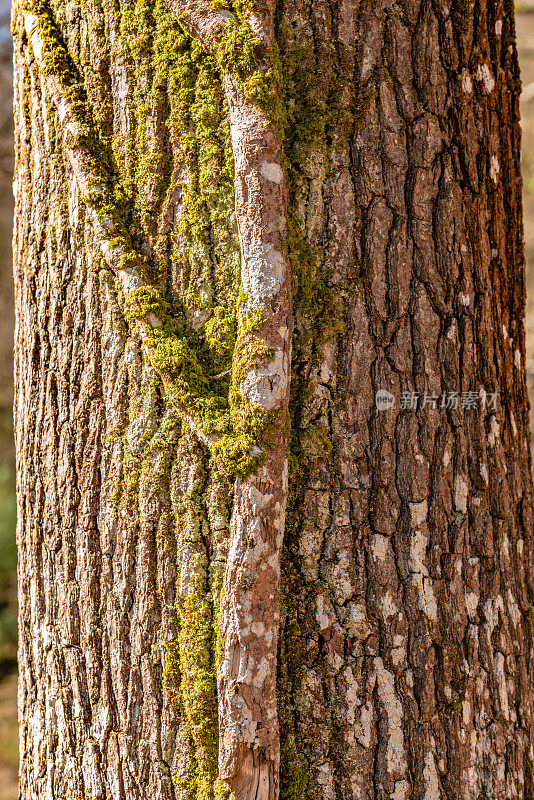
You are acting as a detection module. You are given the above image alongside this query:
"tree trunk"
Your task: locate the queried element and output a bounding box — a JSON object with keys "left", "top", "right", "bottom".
{"left": 13, "top": 0, "right": 534, "bottom": 799}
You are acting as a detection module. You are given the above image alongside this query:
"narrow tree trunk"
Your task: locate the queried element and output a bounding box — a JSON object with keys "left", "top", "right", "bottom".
{"left": 14, "top": 1, "right": 534, "bottom": 800}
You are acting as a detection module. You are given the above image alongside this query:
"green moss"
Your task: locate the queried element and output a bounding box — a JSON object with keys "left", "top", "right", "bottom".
{"left": 163, "top": 634, "right": 182, "bottom": 702}
{"left": 215, "top": 20, "right": 258, "bottom": 82}
{"left": 210, "top": 306, "right": 272, "bottom": 476}
{"left": 123, "top": 3, "right": 269, "bottom": 481}
{"left": 214, "top": 17, "right": 285, "bottom": 130}
{"left": 124, "top": 286, "right": 170, "bottom": 320}
{"left": 176, "top": 562, "right": 220, "bottom": 800}
{"left": 276, "top": 26, "right": 347, "bottom": 154}
{"left": 167, "top": 0, "right": 284, "bottom": 131}
{"left": 289, "top": 228, "right": 344, "bottom": 339}
{"left": 204, "top": 306, "right": 237, "bottom": 368}
{"left": 117, "top": 294, "right": 272, "bottom": 480}
{"left": 27, "top": 0, "right": 74, "bottom": 77}
{"left": 280, "top": 735, "right": 309, "bottom": 800}
{"left": 229, "top": 308, "right": 272, "bottom": 422}
{"left": 149, "top": 1, "right": 238, "bottom": 299}
{"left": 162, "top": 444, "right": 230, "bottom": 800}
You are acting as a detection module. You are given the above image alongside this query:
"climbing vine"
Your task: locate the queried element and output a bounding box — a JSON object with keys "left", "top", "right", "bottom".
{"left": 22, "top": 0, "right": 277, "bottom": 480}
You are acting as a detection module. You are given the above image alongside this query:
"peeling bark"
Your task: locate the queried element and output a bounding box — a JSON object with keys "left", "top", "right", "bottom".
{"left": 218, "top": 83, "right": 291, "bottom": 800}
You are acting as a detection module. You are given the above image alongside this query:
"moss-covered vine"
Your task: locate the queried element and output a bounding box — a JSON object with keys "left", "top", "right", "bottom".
{"left": 23, "top": 0, "right": 278, "bottom": 480}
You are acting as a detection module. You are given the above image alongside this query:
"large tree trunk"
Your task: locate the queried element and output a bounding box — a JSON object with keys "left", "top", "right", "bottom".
{"left": 13, "top": 0, "right": 534, "bottom": 799}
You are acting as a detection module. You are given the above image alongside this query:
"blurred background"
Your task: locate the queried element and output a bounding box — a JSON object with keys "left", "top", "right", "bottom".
{"left": 0, "top": 0, "right": 14, "bottom": 800}
{"left": 2, "top": 7, "right": 534, "bottom": 799}
{"left": 518, "top": 11, "right": 534, "bottom": 426}
{"left": 0, "top": 0, "right": 15, "bottom": 795}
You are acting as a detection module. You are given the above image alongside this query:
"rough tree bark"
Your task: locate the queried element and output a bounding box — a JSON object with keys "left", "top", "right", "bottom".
{"left": 13, "top": 0, "right": 534, "bottom": 799}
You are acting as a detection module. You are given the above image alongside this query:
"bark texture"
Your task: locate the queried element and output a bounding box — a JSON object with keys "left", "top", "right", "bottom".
{"left": 14, "top": 1, "right": 534, "bottom": 800}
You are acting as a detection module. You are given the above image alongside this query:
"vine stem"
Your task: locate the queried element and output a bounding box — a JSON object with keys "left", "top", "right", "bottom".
{"left": 217, "top": 69, "right": 292, "bottom": 800}
{"left": 24, "top": 11, "right": 225, "bottom": 454}
{"left": 165, "top": 3, "right": 293, "bottom": 797}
